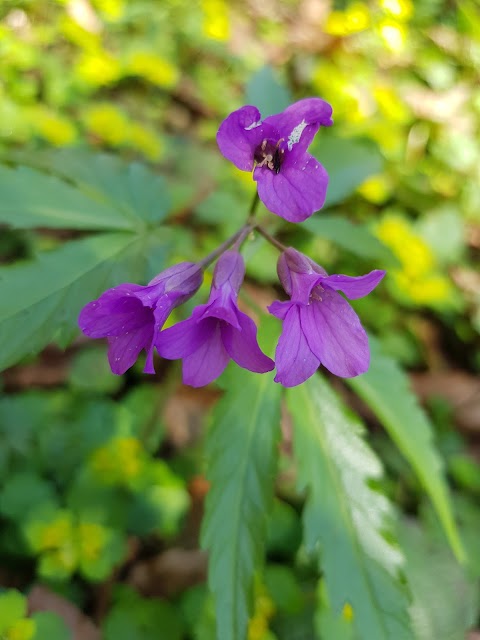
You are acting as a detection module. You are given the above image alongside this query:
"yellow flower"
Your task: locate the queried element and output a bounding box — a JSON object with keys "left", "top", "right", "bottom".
{"left": 77, "top": 522, "right": 108, "bottom": 561}
{"left": 37, "top": 512, "right": 74, "bottom": 551}
{"left": 379, "top": 0, "right": 413, "bottom": 20}
{"left": 202, "top": 0, "right": 230, "bottom": 41}
{"left": 4, "top": 619, "right": 36, "bottom": 640}
{"left": 59, "top": 16, "right": 101, "bottom": 51}
{"left": 128, "top": 123, "right": 164, "bottom": 160}
{"left": 127, "top": 52, "right": 178, "bottom": 88}
{"left": 342, "top": 602, "right": 354, "bottom": 622}
{"left": 324, "top": 2, "right": 370, "bottom": 36}
{"left": 83, "top": 104, "right": 129, "bottom": 145}
{"left": 89, "top": 437, "right": 143, "bottom": 485}
{"left": 28, "top": 108, "right": 77, "bottom": 146}
{"left": 76, "top": 50, "right": 122, "bottom": 86}
{"left": 93, "top": 0, "right": 125, "bottom": 20}
{"left": 358, "top": 174, "right": 392, "bottom": 204}
{"left": 378, "top": 20, "right": 408, "bottom": 53}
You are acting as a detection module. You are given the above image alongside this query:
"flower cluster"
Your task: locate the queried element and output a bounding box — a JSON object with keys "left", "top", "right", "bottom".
{"left": 79, "top": 99, "right": 386, "bottom": 387}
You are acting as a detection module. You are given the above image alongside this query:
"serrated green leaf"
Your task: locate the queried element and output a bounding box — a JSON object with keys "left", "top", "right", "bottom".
{"left": 304, "top": 214, "right": 398, "bottom": 264}
{"left": 0, "top": 230, "right": 171, "bottom": 371}
{"left": 201, "top": 369, "right": 281, "bottom": 640}
{"left": 287, "top": 375, "right": 414, "bottom": 640}
{"left": 1, "top": 150, "right": 171, "bottom": 230}
{"left": 0, "top": 165, "right": 135, "bottom": 231}
{"left": 348, "top": 340, "right": 465, "bottom": 562}
{"left": 245, "top": 66, "right": 292, "bottom": 118}
{"left": 399, "top": 518, "right": 478, "bottom": 640}
{"left": 311, "top": 134, "right": 383, "bottom": 208}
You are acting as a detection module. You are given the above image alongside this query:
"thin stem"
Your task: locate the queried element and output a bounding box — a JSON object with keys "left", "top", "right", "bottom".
{"left": 198, "top": 226, "right": 248, "bottom": 269}
{"left": 255, "top": 225, "right": 288, "bottom": 253}
{"left": 248, "top": 190, "right": 260, "bottom": 219}
{"left": 231, "top": 223, "right": 254, "bottom": 252}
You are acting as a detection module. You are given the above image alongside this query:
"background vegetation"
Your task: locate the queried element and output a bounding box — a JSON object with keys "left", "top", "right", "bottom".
{"left": 0, "top": 0, "right": 479, "bottom": 639}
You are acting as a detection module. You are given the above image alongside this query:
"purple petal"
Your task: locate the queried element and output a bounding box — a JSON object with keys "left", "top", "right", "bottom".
{"left": 216, "top": 106, "right": 275, "bottom": 172}
{"left": 222, "top": 311, "right": 274, "bottom": 373}
{"left": 264, "top": 98, "right": 333, "bottom": 158}
{"left": 156, "top": 316, "right": 213, "bottom": 359}
{"left": 320, "top": 270, "right": 386, "bottom": 300}
{"left": 182, "top": 324, "right": 230, "bottom": 387}
{"left": 273, "top": 305, "right": 320, "bottom": 387}
{"left": 255, "top": 153, "right": 328, "bottom": 222}
{"left": 197, "top": 298, "right": 241, "bottom": 329}
{"left": 107, "top": 325, "right": 153, "bottom": 375}
{"left": 79, "top": 296, "right": 152, "bottom": 338}
{"left": 302, "top": 291, "right": 370, "bottom": 377}
{"left": 268, "top": 300, "right": 294, "bottom": 321}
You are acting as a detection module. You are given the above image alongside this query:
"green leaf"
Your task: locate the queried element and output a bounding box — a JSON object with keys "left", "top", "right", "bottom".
{"left": 201, "top": 369, "right": 281, "bottom": 640}
{"left": 1, "top": 150, "right": 171, "bottom": 230}
{"left": 245, "top": 66, "right": 292, "bottom": 118}
{"left": 287, "top": 375, "right": 414, "bottom": 640}
{"left": 399, "top": 518, "right": 478, "bottom": 640}
{"left": 348, "top": 340, "right": 465, "bottom": 562}
{"left": 304, "top": 214, "right": 398, "bottom": 264}
{"left": 310, "top": 134, "right": 383, "bottom": 208}
{"left": 0, "top": 472, "right": 56, "bottom": 521}
{"left": 0, "top": 230, "right": 170, "bottom": 371}
{"left": 31, "top": 611, "right": 71, "bottom": 640}
{"left": 68, "top": 346, "right": 123, "bottom": 394}
{"left": 0, "top": 589, "right": 28, "bottom": 634}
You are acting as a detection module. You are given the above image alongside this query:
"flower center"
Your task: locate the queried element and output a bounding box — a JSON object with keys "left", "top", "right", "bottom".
{"left": 254, "top": 138, "right": 285, "bottom": 174}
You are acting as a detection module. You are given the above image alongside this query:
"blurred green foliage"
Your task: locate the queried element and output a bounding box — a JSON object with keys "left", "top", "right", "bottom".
{"left": 0, "top": 0, "right": 479, "bottom": 638}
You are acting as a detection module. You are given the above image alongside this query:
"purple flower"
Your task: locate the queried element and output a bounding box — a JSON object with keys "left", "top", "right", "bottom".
{"left": 78, "top": 263, "right": 203, "bottom": 375}
{"left": 216, "top": 98, "right": 333, "bottom": 223}
{"left": 156, "top": 251, "right": 274, "bottom": 387}
{"left": 268, "top": 248, "right": 385, "bottom": 387}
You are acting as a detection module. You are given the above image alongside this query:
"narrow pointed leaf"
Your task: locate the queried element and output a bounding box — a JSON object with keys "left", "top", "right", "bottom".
{"left": 348, "top": 340, "right": 465, "bottom": 562}
{"left": 201, "top": 368, "right": 281, "bottom": 640}
{"left": 287, "top": 375, "right": 414, "bottom": 640}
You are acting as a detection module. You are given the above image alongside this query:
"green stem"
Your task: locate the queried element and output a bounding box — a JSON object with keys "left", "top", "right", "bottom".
{"left": 255, "top": 225, "right": 288, "bottom": 253}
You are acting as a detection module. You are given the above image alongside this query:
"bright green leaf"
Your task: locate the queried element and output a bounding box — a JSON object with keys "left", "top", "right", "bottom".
{"left": 0, "top": 589, "right": 28, "bottom": 634}
{"left": 287, "top": 375, "right": 414, "bottom": 640}
{"left": 348, "top": 340, "right": 465, "bottom": 562}
{"left": 201, "top": 369, "right": 281, "bottom": 640}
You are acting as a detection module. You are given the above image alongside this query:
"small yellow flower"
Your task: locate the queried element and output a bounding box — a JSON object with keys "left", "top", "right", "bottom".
{"left": 202, "top": 0, "right": 230, "bottom": 40}
{"left": 77, "top": 522, "right": 108, "bottom": 561}
{"left": 89, "top": 436, "right": 143, "bottom": 485}
{"left": 76, "top": 50, "right": 122, "bottom": 86}
{"left": 127, "top": 52, "right": 178, "bottom": 88}
{"left": 379, "top": 0, "right": 413, "bottom": 20}
{"left": 28, "top": 108, "right": 77, "bottom": 146}
{"left": 38, "top": 512, "right": 74, "bottom": 551}
{"left": 324, "top": 2, "right": 370, "bottom": 36}
{"left": 128, "top": 123, "right": 164, "bottom": 160}
{"left": 83, "top": 104, "right": 129, "bottom": 145}
{"left": 93, "top": 0, "right": 125, "bottom": 20}
{"left": 358, "top": 174, "right": 392, "bottom": 204}
{"left": 4, "top": 619, "right": 36, "bottom": 640}
{"left": 378, "top": 20, "right": 408, "bottom": 53}
{"left": 342, "top": 602, "right": 354, "bottom": 622}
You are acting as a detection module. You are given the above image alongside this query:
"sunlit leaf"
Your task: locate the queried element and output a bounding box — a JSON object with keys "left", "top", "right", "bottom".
{"left": 287, "top": 375, "right": 414, "bottom": 640}
{"left": 348, "top": 340, "right": 465, "bottom": 562}
{"left": 201, "top": 368, "right": 281, "bottom": 640}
